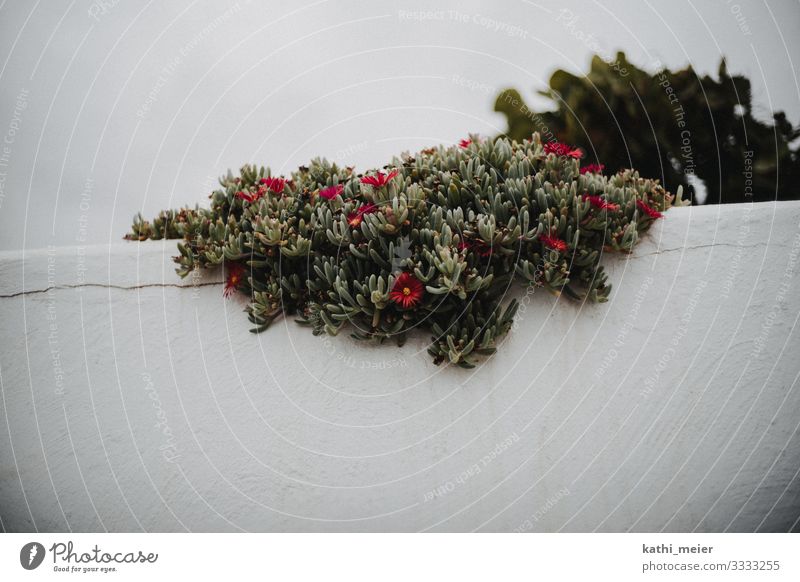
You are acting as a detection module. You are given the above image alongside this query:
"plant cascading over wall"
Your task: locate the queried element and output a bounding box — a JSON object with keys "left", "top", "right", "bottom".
{"left": 127, "top": 133, "right": 686, "bottom": 368}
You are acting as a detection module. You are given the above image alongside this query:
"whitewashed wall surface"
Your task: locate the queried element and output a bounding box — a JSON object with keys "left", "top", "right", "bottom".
{"left": 1, "top": 201, "right": 799, "bottom": 533}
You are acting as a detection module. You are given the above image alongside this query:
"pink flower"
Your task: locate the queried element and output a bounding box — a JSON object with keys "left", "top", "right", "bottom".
{"left": 259, "top": 176, "right": 286, "bottom": 194}
{"left": 360, "top": 169, "right": 398, "bottom": 188}
{"left": 458, "top": 138, "right": 472, "bottom": 148}
{"left": 539, "top": 235, "right": 568, "bottom": 253}
{"left": 544, "top": 142, "right": 583, "bottom": 159}
{"left": 636, "top": 199, "right": 663, "bottom": 219}
{"left": 319, "top": 184, "right": 344, "bottom": 200}
{"left": 580, "top": 163, "right": 605, "bottom": 174}
{"left": 583, "top": 194, "right": 620, "bottom": 211}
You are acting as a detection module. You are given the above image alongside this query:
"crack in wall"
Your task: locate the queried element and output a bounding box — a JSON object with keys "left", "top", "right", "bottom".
{"left": 1, "top": 241, "right": 788, "bottom": 298}
{"left": 0, "top": 281, "right": 221, "bottom": 299}
{"left": 632, "top": 241, "right": 780, "bottom": 258}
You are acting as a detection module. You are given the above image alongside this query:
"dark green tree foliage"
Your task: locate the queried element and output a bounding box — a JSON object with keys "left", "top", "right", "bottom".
{"left": 495, "top": 53, "right": 800, "bottom": 204}
{"left": 127, "top": 133, "right": 684, "bottom": 367}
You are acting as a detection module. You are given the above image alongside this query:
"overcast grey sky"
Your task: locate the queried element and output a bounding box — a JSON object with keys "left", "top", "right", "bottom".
{"left": 1, "top": 0, "right": 798, "bottom": 250}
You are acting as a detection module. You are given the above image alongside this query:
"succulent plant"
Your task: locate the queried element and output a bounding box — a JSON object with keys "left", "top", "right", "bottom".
{"left": 127, "top": 133, "right": 685, "bottom": 368}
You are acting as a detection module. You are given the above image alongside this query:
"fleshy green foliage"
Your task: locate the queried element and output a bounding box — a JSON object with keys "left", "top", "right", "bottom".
{"left": 495, "top": 52, "right": 800, "bottom": 205}
{"left": 126, "top": 133, "right": 685, "bottom": 368}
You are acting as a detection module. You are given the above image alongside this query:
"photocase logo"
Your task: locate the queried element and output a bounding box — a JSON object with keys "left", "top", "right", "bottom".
{"left": 20, "top": 542, "right": 45, "bottom": 570}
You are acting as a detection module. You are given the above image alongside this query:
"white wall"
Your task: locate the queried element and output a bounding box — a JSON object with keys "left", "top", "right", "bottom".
{"left": 1, "top": 201, "right": 800, "bottom": 532}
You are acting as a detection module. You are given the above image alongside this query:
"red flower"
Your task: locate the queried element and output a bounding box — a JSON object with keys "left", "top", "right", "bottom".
{"left": 543, "top": 142, "right": 583, "bottom": 159}
{"left": 358, "top": 203, "right": 377, "bottom": 216}
{"left": 319, "top": 184, "right": 344, "bottom": 200}
{"left": 390, "top": 272, "right": 424, "bottom": 309}
{"left": 360, "top": 169, "right": 398, "bottom": 188}
{"left": 458, "top": 237, "right": 493, "bottom": 257}
{"left": 259, "top": 176, "right": 286, "bottom": 194}
{"left": 539, "top": 235, "right": 568, "bottom": 253}
{"left": 347, "top": 212, "right": 363, "bottom": 228}
{"left": 583, "top": 194, "right": 619, "bottom": 211}
{"left": 346, "top": 203, "right": 378, "bottom": 228}
{"left": 458, "top": 138, "right": 472, "bottom": 148}
{"left": 224, "top": 263, "right": 246, "bottom": 298}
{"left": 580, "top": 163, "right": 605, "bottom": 174}
{"left": 236, "top": 190, "right": 259, "bottom": 203}
{"left": 636, "top": 199, "right": 663, "bottom": 219}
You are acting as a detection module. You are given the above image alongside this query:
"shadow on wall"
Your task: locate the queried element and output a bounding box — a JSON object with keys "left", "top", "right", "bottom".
{"left": 494, "top": 52, "right": 800, "bottom": 205}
